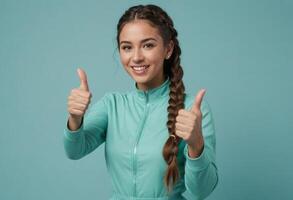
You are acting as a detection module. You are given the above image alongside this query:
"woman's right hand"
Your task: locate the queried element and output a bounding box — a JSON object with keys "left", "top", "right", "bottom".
{"left": 67, "top": 68, "right": 92, "bottom": 130}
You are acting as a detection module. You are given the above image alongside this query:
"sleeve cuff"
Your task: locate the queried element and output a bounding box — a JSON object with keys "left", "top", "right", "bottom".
{"left": 63, "top": 117, "right": 84, "bottom": 142}
{"left": 184, "top": 143, "right": 210, "bottom": 171}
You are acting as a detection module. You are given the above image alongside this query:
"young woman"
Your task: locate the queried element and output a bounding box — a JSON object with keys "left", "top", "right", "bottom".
{"left": 64, "top": 4, "right": 218, "bottom": 200}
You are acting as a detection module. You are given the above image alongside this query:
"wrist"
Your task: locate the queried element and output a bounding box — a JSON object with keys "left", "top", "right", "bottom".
{"left": 188, "top": 144, "right": 204, "bottom": 158}
{"left": 68, "top": 115, "right": 83, "bottom": 131}
{"left": 188, "top": 139, "right": 204, "bottom": 158}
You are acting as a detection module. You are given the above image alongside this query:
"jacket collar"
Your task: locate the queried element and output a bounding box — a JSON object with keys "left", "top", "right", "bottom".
{"left": 134, "top": 77, "right": 170, "bottom": 104}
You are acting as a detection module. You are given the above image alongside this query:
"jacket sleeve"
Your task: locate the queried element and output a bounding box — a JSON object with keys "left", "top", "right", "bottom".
{"left": 182, "top": 100, "right": 219, "bottom": 200}
{"left": 63, "top": 93, "right": 109, "bottom": 160}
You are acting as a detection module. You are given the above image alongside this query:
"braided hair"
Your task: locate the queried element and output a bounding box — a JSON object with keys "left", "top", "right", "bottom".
{"left": 116, "top": 4, "right": 186, "bottom": 193}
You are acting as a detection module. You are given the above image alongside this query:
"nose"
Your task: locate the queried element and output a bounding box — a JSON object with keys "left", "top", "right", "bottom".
{"left": 132, "top": 48, "right": 144, "bottom": 63}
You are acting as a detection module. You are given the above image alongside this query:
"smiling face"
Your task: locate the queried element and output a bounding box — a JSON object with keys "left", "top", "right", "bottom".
{"left": 118, "top": 20, "right": 173, "bottom": 91}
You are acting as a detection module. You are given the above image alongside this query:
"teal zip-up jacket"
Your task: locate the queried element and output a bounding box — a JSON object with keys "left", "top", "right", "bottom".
{"left": 63, "top": 77, "right": 218, "bottom": 200}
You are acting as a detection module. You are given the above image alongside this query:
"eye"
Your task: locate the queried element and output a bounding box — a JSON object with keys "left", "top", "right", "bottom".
{"left": 143, "top": 43, "right": 155, "bottom": 49}
{"left": 121, "top": 45, "right": 132, "bottom": 51}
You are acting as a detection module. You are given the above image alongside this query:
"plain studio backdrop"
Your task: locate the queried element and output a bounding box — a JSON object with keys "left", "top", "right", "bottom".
{"left": 0, "top": 0, "right": 292, "bottom": 199}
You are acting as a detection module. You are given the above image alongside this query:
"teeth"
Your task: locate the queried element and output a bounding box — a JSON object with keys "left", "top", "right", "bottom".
{"left": 132, "top": 65, "right": 148, "bottom": 71}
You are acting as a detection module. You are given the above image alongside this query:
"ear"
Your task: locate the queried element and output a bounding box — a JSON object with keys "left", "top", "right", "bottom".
{"left": 165, "top": 40, "right": 174, "bottom": 59}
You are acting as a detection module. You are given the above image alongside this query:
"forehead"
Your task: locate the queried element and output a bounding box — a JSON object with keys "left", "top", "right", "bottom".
{"left": 119, "top": 20, "right": 162, "bottom": 43}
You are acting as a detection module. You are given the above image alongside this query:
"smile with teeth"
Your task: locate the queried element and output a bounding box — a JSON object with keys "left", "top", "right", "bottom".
{"left": 131, "top": 65, "right": 150, "bottom": 73}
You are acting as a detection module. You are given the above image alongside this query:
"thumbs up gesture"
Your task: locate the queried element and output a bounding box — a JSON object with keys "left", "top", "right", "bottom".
{"left": 175, "top": 89, "right": 206, "bottom": 158}
{"left": 67, "top": 68, "right": 92, "bottom": 121}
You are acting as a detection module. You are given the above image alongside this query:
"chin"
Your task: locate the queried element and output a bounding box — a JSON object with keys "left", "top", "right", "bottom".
{"left": 133, "top": 76, "right": 149, "bottom": 84}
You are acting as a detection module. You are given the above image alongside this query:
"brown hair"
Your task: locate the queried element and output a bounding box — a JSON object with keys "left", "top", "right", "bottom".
{"left": 116, "top": 4, "right": 186, "bottom": 193}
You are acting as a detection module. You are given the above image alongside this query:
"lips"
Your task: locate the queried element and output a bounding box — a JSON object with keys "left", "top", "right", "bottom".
{"left": 131, "top": 65, "right": 150, "bottom": 71}
{"left": 131, "top": 65, "right": 150, "bottom": 74}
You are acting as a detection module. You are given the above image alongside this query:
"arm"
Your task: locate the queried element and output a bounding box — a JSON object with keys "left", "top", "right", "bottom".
{"left": 182, "top": 100, "right": 219, "bottom": 200}
{"left": 63, "top": 93, "right": 109, "bottom": 160}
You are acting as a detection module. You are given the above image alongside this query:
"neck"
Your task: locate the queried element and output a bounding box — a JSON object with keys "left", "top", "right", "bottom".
{"left": 136, "top": 75, "right": 168, "bottom": 91}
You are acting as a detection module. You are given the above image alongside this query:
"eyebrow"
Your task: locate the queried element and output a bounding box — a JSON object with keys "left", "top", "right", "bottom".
{"left": 120, "top": 37, "right": 157, "bottom": 45}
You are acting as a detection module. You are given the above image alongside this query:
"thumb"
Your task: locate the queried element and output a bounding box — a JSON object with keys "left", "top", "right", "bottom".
{"left": 77, "top": 68, "right": 89, "bottom": 91}
{"left": 191, "top": 89, "right": 206, "bottom": 113}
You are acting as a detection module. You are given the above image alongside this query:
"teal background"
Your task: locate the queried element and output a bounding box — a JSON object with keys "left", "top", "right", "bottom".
{"left": 0, "top": 0, "right": 292, "bottom": 199}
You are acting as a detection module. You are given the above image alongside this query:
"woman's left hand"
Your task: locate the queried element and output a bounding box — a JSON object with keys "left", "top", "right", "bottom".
{"left": 175, "top": 89, "right": 206, "bottom": 158}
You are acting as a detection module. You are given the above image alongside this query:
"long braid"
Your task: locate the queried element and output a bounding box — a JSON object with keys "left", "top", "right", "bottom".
{"left": 116, "top": 4, "right": 186, "bottom": 193}
{"left": 163, "top": 23, "right": 186, "bottom": 193}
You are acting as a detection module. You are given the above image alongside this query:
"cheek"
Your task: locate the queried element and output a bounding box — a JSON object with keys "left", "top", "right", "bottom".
{"left": 148, "top": 52, "right": 165, "bottom": 65}
{"left": 148, "top": 48, "right": 166, "bottom": 63}
{"left": 119, "top": 52, "right": 129, "bottom": 66}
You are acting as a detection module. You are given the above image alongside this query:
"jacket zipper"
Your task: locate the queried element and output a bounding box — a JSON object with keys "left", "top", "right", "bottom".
{"left": 133, "top": 91, "right": 149, "bottom": 198}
